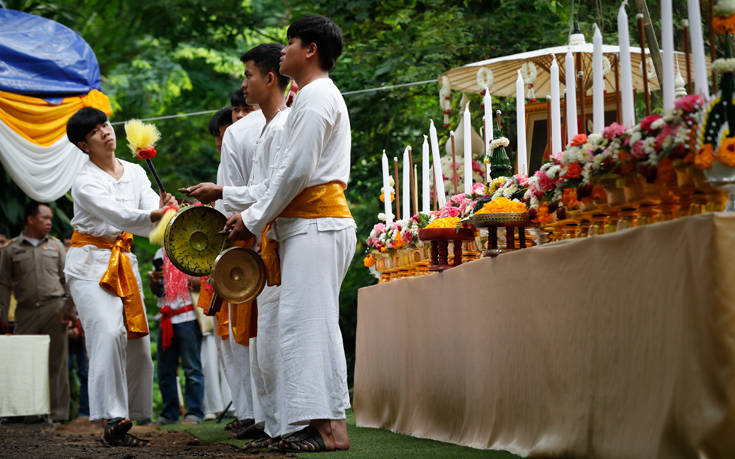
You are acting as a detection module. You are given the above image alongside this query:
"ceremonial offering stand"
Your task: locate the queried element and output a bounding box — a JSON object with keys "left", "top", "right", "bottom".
{"left": 469, "top": 212, "right": 529, "bottom": 257}
{"left": 418, "top": 227, "right": 475, "bottom": 271}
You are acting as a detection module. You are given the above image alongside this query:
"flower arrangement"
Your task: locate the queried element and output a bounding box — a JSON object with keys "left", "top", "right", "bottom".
{"left": 440, "top": 156, "right": 485, "bottom": 193}
{"left": 475, "top": 196, "right": 527, "bottom": 214}
{"left": 424, "top": 216, "right": 461, "bottom": 229}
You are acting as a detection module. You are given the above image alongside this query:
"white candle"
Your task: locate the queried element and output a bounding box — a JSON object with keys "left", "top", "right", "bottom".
{"left": 484, "top": 87, "right": 493, "bottom": 149}
{"left": 565, "top": 49, "right": 578, "bottom": 140}
{"left": 381, "top": 150, "right": 393, "bottom": 225}
{"left": 402, "top": 146, "right": 411, "bottom": 220}
{"left": 516, "top": 70, "right": 528, "bottom": 176}
{"left": 550, "top": 57, "right": 562, "bottom": 156}
{"left": 687, "top": 0, "right": 710, "bottom": 99}
{"left": 661, "top": 0, "right": 675, "bottom": 113}
{"left": 422, "top": 135, "right": 430, "bottom": 213}
{"left": 593, "top": 24, "right": 605, "bottom": 134}
{"left": 429, "top": 119, "right": 446, "bottom": 208}
{"left": 618, "top": 3, "right": 636, "bottom": 127}
{"left": 463, "top": 105, "right": 472, "bottom": 194}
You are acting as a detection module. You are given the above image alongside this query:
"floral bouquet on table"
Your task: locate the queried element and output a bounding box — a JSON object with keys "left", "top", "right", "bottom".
{"left": 437, "top": 182, "right": 487, "bottom": 219}
{"left": 441, "top": 156, "right": 486, "bottom": 194}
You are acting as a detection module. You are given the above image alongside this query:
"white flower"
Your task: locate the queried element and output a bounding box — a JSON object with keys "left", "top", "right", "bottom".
{"left": 629, "top": 131, "right": 642, "bottom": 144}
{"left": 490, "top": 137, "right": 510, "bottom": 150}
{"left": 378, "top": 213, "right": 386, "bottom": 222}
{"left": 643, "top": 137, "right": 657, "bottom": 155}
{"left": 714, "top": 1, "right": 735, "bottom": 16}
{"left": 588, "top": 133, "right": 603, "bottom": 145}
{"left": 712, "top": 58, "right": 735, "bottom": 75}
{"left": 651, "top": 118, "right": 665, "bottom": 130}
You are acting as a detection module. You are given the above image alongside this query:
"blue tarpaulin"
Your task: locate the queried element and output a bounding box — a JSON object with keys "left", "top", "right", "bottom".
{"left": 0, "top": 9, "right": 101, "bottom": 98}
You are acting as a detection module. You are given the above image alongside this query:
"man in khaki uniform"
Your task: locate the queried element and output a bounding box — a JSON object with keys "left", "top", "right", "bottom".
{"left": 0, "top": 202, "right": 72, "bottom": 421}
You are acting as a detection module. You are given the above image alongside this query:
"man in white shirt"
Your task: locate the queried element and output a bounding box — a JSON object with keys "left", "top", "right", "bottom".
{"left": 186, "top": 100, "right": 266, "bottom": 437}
{"left": 225, "top": 15, "right": 355, "bottom": 453}
{"left": 64, "top": 107, "right": 176, "bottom": 447}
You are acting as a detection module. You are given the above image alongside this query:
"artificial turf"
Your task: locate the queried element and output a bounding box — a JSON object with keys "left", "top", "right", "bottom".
{"left": 161, "top": 410, "right": 523, "bottom": 458}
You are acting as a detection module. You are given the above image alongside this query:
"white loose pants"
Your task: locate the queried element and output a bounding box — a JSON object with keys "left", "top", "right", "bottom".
{"left": 276, "top": 222, "right": 356, "bottom": 435}
{"left": 68, "top": 278, "right": 153, "bottom": 421}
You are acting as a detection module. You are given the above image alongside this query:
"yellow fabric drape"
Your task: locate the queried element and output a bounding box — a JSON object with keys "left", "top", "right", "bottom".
{"left": 230, "top": 301, "right": 257, "bottom": 346}
{"left": 260, "top": 181, "right": 353, "bottom": 286}
{"left": 71, "top": 231, "right": 148, "bottom": 339}
{"left": 196, "top": 281, "right": 230, "bottom": 339}
{"left": 0, "top": 89, "right": 112, "bottom": 146}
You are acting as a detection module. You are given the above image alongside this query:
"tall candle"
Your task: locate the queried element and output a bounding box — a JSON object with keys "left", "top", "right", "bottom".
{"left": 550, "top": 57, "right": 562, "bottom": 156}
{"left": 463, "top": 105, "right": 472, "bottom": 194}
{"left": 412, "top": 163, "right": 419, "bottom": 217}
{"left": 618, "top": 3, "right": 636, "bottom": 127}
{"left": 484, "top": 87, "right": 493, "bottom": 148}
{"left": 422, "top": 135, "right": 430, "bottom": 213}
{"left": 402, "top": 146, "right": 411, "bottom": 220}
{"left": 687, "top": 0, "right": 710, "bottom": 99}
{"left": 565, "top": 49, "right": 578, "bottom": 139}
{"left": 593, "top": 24, "right": 605, "bottom": 134}
{"left": 661, "top": 0, "right": 675, "bottom": 113}
{"left": 429, "top": 119, "right": 446, "bottom": 208}
{"left": 381, "top": 150, "right": 393, "bottom": 225}
{"left": 516, "top": 70, "right": 528, "bottom": 175}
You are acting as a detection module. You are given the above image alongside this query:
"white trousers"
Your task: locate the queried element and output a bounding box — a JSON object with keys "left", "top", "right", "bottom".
{"left": 276, "top": 222, "right": 355, "bottom": 435}
{"left": 69, "top": 278, "right": 153, "bottom": 421}
{"left": 249, "top": 285, "right": 281, "bottom": 435}
{"left": 201, "top": 333, "right": 229, "bottom": 416}
{"left": 219, "top": 312, "right": 254, "bottom": 420}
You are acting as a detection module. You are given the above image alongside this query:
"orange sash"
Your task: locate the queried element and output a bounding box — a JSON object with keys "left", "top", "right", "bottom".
{"left": 71, "top": 231, "right": 149, "bottom": 339}
{"left": 260, "top": 181, "right": 352, "bottom": 286}
{"left": 197, "top": 280, "right": 229, "bottom": 338}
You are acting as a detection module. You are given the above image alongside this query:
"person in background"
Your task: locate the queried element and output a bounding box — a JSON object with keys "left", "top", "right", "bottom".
{"left": 231, "top": 88, "right": 258, "bottom": 123}
{"left": 151, "top": 248, "right": 204, "bottom": 425}
{"left": 63, "top": 233, "right": 89, "bottom": 420}
{"left": 0, "top": 202, "right": 74, "bottom": 422}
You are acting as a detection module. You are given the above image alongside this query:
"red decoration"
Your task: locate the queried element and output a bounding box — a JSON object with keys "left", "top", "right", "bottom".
{"left": 135, "top": 146, "right": 157, "bottom": 160}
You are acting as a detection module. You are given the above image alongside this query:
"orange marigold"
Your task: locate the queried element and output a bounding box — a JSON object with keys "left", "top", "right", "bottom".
{"left": 562, "top": 188, "right": 579, "bottom": 209}
{"left": 713, "top": 14, "right": 735, "bottom": 34}
{"left": 475, "top": 196, "right": 527, "bottom": 214}
{"left": 717, "top": 137, "right": 735, "bottom": 167}
{"left": 363, "top": 254, "right": 375, "bottom": 267}
{"left": 570, "top": 133, "right": 588, "bottom": 147}
{"left": 425, "top": 217, "right": 462, "bottom": 229}
{"left": 657, "top": 157, "right": 676, "bottom": 183}
{"left": 591, "top": 185, "right": 607, "bottom": 202}
{"left": 695, "top": 143, "right": 715, "bottom": 170}
{"left": 379, "top": 192, "right": 395, "bottom": 203}
{"left": 536, "top": 204, "right": 555, "bottom": 225}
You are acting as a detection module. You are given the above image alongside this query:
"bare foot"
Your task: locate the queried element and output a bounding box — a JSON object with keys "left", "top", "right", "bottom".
{"left": 309, "top": 419, "right": 336, "bottom": 451}
{"left": 330, "top": 419, "right": 350, "bottom": 450}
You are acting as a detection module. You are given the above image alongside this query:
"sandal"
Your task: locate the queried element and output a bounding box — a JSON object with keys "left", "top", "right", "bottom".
{"left": 242, "top": 434, "right": 279, "bottom": 451}
{"left": 232, "top": 422, "right": 265, "bottom": 440}
{"left": 225, "top": 418, "right": 252, "bottom": 431}
{"left": 102, "top": 418, "right": 132, "bottom": 444}
{"left": 279, "top": 426, "right": 327, "bottom": 453}
{"left": 117, "top": 433, "right": 150, "bottom": 447}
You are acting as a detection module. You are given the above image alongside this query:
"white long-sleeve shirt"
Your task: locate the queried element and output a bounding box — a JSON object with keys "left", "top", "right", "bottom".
{"left": 222, "top": 108, "right": 290, "bottom": 214}
{"left": 214, "top": 109, "right": 265, "bottom": 213}
{"left": 65, "top": 158, "right": 160, "bottom": 282}
{"left": 241, "top": 78, "right": 355, "bottom": 241}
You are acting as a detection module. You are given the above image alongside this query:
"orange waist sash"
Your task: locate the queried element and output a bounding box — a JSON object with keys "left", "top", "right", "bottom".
{"left": 260, "top": 181, "right": 352, "bottom": 286}
{"left": 71, "top": 231, "right": 149, "bottom": 339}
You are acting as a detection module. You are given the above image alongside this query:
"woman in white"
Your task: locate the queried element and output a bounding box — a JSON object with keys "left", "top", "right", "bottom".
{"left": 65, "top": 107, "right": 176, "bottom": 447}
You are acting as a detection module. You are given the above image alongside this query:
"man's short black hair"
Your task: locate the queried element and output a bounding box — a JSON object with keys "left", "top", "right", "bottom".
{"left": 66, "top": 107, "right": 108, "bottom": 151}
{"left": 241, "top": 43, "right": 290, "bottom": 90}
{"left": 208, "top": 107, "right": 233, "bottom": 136}
{"left": 24, "top": 201, "right": 48, "bottom": 222}
{"left": 287, "top": 14, "right": 343, "bottom": 71}
{"left": 230, "top": 88, "right": 246, "bottom": 107}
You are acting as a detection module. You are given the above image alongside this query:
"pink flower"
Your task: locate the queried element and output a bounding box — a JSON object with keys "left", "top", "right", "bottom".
{"left": 472, "top": 159, "right": 484, "bottom": 173}
{"left": 603, "top": 122, "right": 626, "bottom": 140}
{"left": 631, "top": 140, "right": 647, "bottom": 159}
{"left": 535, "top": 170, "right": 555, "bottom": 191}
{"left": 640, "top": 114, "right": 661, "bottom": 132}
{"left": 472, "top": 182, "right": 485, "bottom": 195}
{"left": 513, "top": 173, "right": 529, "bottom": 187}
{"left": 674, "top": 94, "right": 703, "bottom": 113}
{"left": 551, "top": 150, "right": 563, "bottom": 163}
{"left": 373, "top": 223, "right": 385, "bottom": 234}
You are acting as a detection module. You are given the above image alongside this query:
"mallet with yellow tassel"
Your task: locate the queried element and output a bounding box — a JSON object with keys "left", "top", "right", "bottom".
{"left": 124, "top": 119, "right": 177, "bottom": 245}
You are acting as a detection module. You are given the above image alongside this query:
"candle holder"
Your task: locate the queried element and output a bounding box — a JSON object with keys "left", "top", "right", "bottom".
{"left": 418, "top": 227, "right": 476, "bottom": 271}
{"left": 468, "top": 212, "right": 529, "bottom": 257}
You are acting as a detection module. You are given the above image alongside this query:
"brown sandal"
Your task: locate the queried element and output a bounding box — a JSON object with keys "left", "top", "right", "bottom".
{"left": 279, "top": 426, "right": 327, "bottom": 453}
{"left": 102, "top": 418, "right": 132, "bottom": 444}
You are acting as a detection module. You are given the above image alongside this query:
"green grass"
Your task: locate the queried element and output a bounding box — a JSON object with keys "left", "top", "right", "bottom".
{"left": 161, "top": 410, "right": 522, "bottom": 458}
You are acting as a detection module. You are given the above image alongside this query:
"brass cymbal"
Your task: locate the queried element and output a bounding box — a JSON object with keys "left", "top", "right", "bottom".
{"left": 211, "top": 246, "right": 266, "bottom": 304}
{"left": 164, "top": 205, "right": 227, "bottom": 276}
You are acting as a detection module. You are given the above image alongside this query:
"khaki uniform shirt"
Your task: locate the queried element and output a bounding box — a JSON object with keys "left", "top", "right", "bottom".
{"left": 0, "top": 234, "right": 66, "bottom": 322}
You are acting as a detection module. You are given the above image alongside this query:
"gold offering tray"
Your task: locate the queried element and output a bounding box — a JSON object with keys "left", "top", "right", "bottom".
{"left": 469, "top": 212, "right": 529, "bottom": 228}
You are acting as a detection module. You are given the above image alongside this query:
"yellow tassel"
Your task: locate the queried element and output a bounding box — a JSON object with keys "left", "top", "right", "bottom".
{"left": 149, "top": 207, "right": 177, "bottom": 246}
{"left": 124, "top": 119, "right": 161, "bottom": 153}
